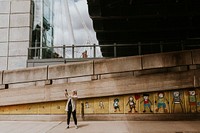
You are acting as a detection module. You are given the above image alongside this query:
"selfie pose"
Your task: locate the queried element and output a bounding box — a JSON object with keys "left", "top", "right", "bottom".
{"left": 65, "top": 89, "right": 78, "bottom": 129}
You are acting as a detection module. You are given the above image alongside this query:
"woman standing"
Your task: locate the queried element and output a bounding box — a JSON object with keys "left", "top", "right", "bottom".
{"left": 65, "top": 89, "right": 78, "bottom": 129}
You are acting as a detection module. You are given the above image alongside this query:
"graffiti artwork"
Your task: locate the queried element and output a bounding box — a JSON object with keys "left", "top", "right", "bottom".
{"left": 126, "top": 96, "right": 137, "bottom": 113}
{"left": 85, "top": 102, "right": 89, "bottom": 108}
{"left": 113, "top": 98, "right": 120, "bottom": 112}
{"left": 155, "top": 92, "right": 169, "bottom": 113}
{"left": 172, "top": 91, "right": 184, "bottom": 113}
{"left": 140, "top": 94, "right": 153, "bottom": 113}
{"left": 99, "top": 101, "right": 104, "bottom": 109}
{"left": 188, "top": 90, "right": 197, "bottom": 112}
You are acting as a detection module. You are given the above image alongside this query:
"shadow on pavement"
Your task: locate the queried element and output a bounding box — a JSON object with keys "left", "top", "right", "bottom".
{"left": 78, "top": 124, "right": 89, "bottom": 128}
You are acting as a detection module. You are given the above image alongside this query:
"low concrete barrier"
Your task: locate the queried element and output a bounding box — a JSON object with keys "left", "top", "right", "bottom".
{"left": 48, "top": 61, "right": 93, "bottom": 79}
{"left": 192, "top": 49, "right": 200, "bottom": 65}
{"left": 3, "top": 66, "right": 48, "bottom": 84}
{"left": 142, "top": 51, "right": 192, "bottom": 69}
{"left": 0, "top": 71, "right": 2, "bottom": 85}
{"left": 0, "top": 49, "right": 199, "bottom": 86}
{"left": 94, "top": 56, "right": 142, "bottom": 74}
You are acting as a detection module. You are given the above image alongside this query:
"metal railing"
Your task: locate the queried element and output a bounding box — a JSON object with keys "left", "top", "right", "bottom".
{"left": 28, "top": 41, "right": 200, "bottom": 60}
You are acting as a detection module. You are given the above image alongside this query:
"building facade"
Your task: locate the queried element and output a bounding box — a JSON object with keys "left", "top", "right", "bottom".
{"left": 0, "top": 0, "right": 100, "bottom": 70}
{"left": 0, "top": 0, "right": 31, "bottom": 70}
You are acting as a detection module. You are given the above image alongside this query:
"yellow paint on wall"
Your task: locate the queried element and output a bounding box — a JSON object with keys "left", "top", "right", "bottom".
{"left": 154, "top": 92, "right": 170, "bottom": 114}
{"left": 0, "top": 106, "right": 10, "bottom": 115}
{"left": 82, "top": 99, "right": 94, "bottom": 114}
{"left": 94, "top": 97, "right": 109, "bottom": 114}
{"left": 76, "top": 100, "right": 81, "bottom": 114}
{"left": 170, "top": 90, "right": 185, "bottom": 113}
{"left": 109, "top": 96, "right": 124, "bottom": 114}
{"left": 197, "top": 89, "right": 200, "bottom": 113}
{"left": 124, "top": 95, "right": 139, "bottom": 114}
{"left": 38, "top": 102, "right": 51, "bottom": 114}
{"left": 26, "top": 103, "right": 38, "bottom": 114}
{"left": 184, "top": 89, "right": 200, "bottom": 113}
{"left": 9, "top": 105, "right": 21, "bottom": 114}
{"left": 51, "top": 101, "right": 66, "bottom": 114}
{"left": 0, "top": 89, "right": 200, "bottom": 115}
{"left": 139, "top": 93, "right": 154, "bottom": 113}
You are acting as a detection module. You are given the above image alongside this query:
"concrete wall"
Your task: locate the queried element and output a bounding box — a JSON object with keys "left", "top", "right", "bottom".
{"left": 0, "top": 49, "right": 198, "bottom": 85}
{"left": 3, "top": 66, "right": 47, "bottom": 84}
{"left": 0, "top": 71, "right": 2, "bottom": 85}
{"left": 0, "top": 88, "right": 199, "bottom": 115}
{"left": 48, "top": 61, "right": 94, "bottom": 79}
{"left": 94, "top": 56, "right": 141, "bottom": 74}
{"left": 0, "top": 69, "right": 198, "bottom": 106}
{"left": 142, "top": 51, "right": 192, "bottom": 69}
{"left": 0, "top": 0, "right": 31, "bottom": 70}
{"left": 0, "top": 49, "right": 200, "bottom": 106}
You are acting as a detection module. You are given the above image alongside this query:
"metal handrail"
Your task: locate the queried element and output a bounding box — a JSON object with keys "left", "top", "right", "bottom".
{"left": 28, "top": 41, "right": 200, "bottom": 60}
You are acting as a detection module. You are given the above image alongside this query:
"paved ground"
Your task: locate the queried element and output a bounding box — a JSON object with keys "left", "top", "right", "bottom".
{"left": 0, "top": 121, "right": 199, "bottom": 133}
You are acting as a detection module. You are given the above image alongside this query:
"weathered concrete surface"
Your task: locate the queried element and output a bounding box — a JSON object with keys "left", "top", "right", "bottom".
{"left": 48, "top": 61, "right": 93, "bottom": 79}
{"left": 0, "top": 120, "right": 199, "bottom": 133}
{"left": 192, "top": 49, "right": 200, "bottom": 65}
{"left": 94, "top": 56, "right": 141, "bottom": 74}
{"left": 3, "top": 66, "right": 47, "bottom": 84}
{"left": 1, "top": 49, "right": 199, "bottom": 85}
{"left": 142, "top": 51, "right": 192, "bottom": 69}
{"left": 0, "top": 86, "right": 45, "bottom": 106}
{"left": 0, "top": 71, "right": 2, "bottom": 84}
{"left": 0, "top": 69, "right": 196, "bottom": 106}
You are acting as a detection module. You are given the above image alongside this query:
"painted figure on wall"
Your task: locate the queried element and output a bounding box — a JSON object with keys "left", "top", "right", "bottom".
{"left": 155, "top": 92, "right": 169, "bottom": 113}
{"left": 172, "top": 91, "right": 184, "bottom": 113}
{"left": 140, "top": 94, "right": 153, "bottom": 113}
{"left": 188, "top": 90, "right": 197, "bottom": 112}
{"left": 85, "top": 102, "right": 89, "bottom": 108}
{"left": 99, "top": 101, "right": 104, "bottom": 109}
{"left": 113, "top": 98, "right": 120, "bottom": 112}
{"left": 126, "top": 96, "right": 137, "bottom": 113}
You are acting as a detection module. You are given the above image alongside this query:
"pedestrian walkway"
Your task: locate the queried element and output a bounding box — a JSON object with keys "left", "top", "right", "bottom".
{"left": 0, "top": 121, "right": 199, "bottom": 133}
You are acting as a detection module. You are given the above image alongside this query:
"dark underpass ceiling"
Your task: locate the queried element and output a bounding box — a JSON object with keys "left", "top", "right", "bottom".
{"left": 87, "top": 0, "right": 200, "bottom": 57}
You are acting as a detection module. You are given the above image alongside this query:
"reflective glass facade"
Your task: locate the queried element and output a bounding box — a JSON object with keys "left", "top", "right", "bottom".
{"left": 30, "top": 0, "right": 101, "bottom": 60}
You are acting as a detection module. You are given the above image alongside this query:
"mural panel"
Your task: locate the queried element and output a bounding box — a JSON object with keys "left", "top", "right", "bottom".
{"left": 139, "top": 93, "right": 154, "bottom": 113}
{"left": 109, "top": 96, "right": 124, "bottom": 113}
{"left": 0, "top": 89, "right": 200, "bottom": 115}
{"left": 82, "top": 99, "right": 94, "bottom": 114}
{"left": 51, "top": 101, "right": 66, "bottom": 114}
{"left": 94, "top": 97, "right": 109, "bottom": 114}
{"left": 38, "top": 102, "right": 51, "bottom": 114}
{"left": 154, "top": 92, "right": 170, "bottom": 113}
{"left": 124, "top": 95, "right": 139, "bottom": 113}
{"left": 170, "top": 90, "right": 185, "bottom": 113}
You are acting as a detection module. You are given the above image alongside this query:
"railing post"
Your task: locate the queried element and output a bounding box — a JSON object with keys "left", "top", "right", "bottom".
{"left": 181, "top": 40, "right": 184, "bottom": 50}
{"left": 160, "top": 41, "right": 163, "bottom": 53}
{"left": 63, "top": 45, "right": 66, "bottom": 59}
{"left": 93, "top": 44, "right": 96, "bottom": 58}
{"left": 138, "top": 42, "right": 141, "bottom": 55}
{"left": 72, "top": 44, "right": 75, "bottom": 59}
{"left": 114, "top": 43, "right": 117, "bottom": 57}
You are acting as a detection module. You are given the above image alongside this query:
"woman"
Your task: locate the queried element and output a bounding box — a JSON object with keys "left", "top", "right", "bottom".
{"left": 65, "top": 89, "right": 78, "bottom": 129}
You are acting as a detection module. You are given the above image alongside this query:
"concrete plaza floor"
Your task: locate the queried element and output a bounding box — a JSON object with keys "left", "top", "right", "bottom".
{"left": 0, "top": 121, "right": 199, "bottom": 133}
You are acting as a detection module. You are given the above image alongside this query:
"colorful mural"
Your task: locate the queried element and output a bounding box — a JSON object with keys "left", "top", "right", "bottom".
{"left": 0, "top": 89, "right": 200, "bottom": 115}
